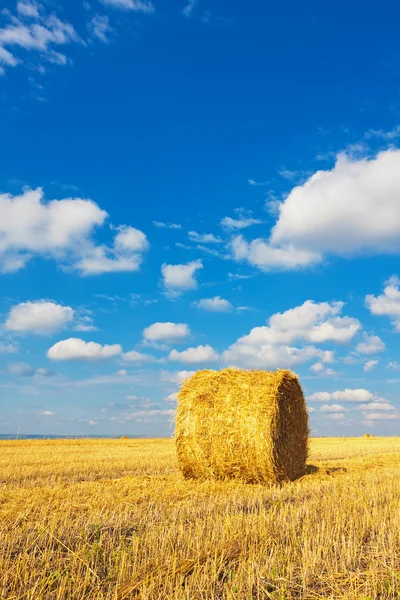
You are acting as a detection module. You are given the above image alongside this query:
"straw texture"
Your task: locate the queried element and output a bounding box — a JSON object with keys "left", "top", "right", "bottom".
{"left": 175, "top": 368, "right": 309, "bottom": 484}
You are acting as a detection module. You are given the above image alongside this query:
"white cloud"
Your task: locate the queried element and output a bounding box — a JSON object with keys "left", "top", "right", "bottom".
{"left": 230, "top": 300, "right": 358, "bottom": 347}
{"left": 0, "top": 339, "right": 18, "bottom": 353}
{"left": 309, "top": 362, "right": 336, "bottom": 376}
{"left": 365, "top": 276, "right": 400, "bottom": 331}
{"left": 161, "top": 260, "right": 203, "bottom": 296}
{"left": 74, "top": 226, "right": 149, "bottom": 275}
{"left": 221, "top": 216, "right": 263, "bottom": 230}
{"left": 224, "top": 343, "right": 321, "bottom": 370}
{"left": 356, "top": 333, "right": 385, "bottom": 355}
{"left": 362, "top": 413, "right": 399, "bottom": 422}
{"left": 364, "top": 359, "right": 378, "bottom": 372}
{"left": 74, "top": 312, "right": 97, "bottom": 332}
{"left": 8, "top": 362, "right": 53, "bottom": 377}
{"left": 153, "top": 221, "right": 182, "bottom": 230}
{"left": 194, "top": 296, "right": 233, "bottom": 312}
{"left": 122, "top": 349, "right": 154, "bottom": 363}
{"left": 327, "top": 413, "right": 346, "bottom": 421}
{"left": 307, "top": 391, "right": 331, "bottom": 402}
{"left": 357, "top": 402, "right": 397, "bottom": 411}
{"left": 87, "top": 14, "right": 113, "bottom": 43}
{"left": 0, "top": 188, "right": 149, "bottom": 275}
{"left": 320, "top": 404, "right": 346, "bottom": 413}
{"left": 230, "top": 235, "right": 321, "bottom": 270}
{"left": 41, "top": 410, "right": 55, "bottom": 416}
{"left": 100, "top": 0, "right": 154, "bottom": 11}
{"left": 364, "top": 126, "right": 400, "bottom": 141}
{"left": 5, "top": 301, "right": 74, "bottom": 334}
{"left": 279, "top": 168, "right": 298, "bottom": 180}
{"left": 169, "top": 344, "right": 219, "bottom": 364}
{"left": 143, "top": 322, "right": 189, "bottom": 342}
{"left": 248, "top": 179, "right": 268, "bottom": 187}
{"left": 308, "top": 388, "right": 373, "bottom": 402}
{"left": 223, "top": 299, "right": 359, "bottom": 370}
{"left": 17, "top": 2, "right": 40, "bottom": 18}
{"left": 47, "top": 338, "right": 122, "bottom": 361}
{"left": 188, "top": 231, "right": 222, "bottom": 244}
{"left": 0, "top": 3, "right": 80, "bottom": 74}
{"left": 165, "top": 392, "right": 178, "bottom": 402}
{"left": 387, "top": 361, "right": 400, "bottom": 370}
{"left": 161, "top": 370, "right": 196, "bottom": 384}
{"left": 232, "top": 150, "right": 400, "bottom": 270}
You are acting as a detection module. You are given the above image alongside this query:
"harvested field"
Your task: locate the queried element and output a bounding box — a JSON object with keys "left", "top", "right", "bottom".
{"left": 0, "top": 437, "right": 399, "bottom": 599}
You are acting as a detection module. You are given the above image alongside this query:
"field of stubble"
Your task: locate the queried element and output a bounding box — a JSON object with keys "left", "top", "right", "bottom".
{"left": 0, "top": 437, "right": 399, "bottom": 600}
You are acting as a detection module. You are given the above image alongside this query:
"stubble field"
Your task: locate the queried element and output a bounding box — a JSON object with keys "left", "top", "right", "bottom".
{"left": 0, "top": 437, "right": 399, "bottom": 599}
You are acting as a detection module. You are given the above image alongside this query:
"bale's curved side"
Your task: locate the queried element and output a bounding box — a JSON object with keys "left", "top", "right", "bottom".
{"left": 175, "top": 368, "right": 309, "bottom": 484}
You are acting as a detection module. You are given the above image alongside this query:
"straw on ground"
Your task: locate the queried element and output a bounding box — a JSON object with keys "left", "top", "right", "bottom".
{"left": 0, "top": 437, "right": 399, "bottom": 599}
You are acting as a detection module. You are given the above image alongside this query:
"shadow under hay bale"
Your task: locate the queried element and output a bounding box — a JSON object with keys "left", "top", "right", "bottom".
{"left": 175, "top": 368, "right": 309, "bottom": 484}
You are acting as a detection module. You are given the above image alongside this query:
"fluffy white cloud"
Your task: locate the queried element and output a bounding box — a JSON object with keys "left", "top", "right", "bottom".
{"left": 365, "top": 276, "right": 400, "bottom": 331}
{"left": 356, "top": 333, "right": 385, "bottom": 355}
{"left": 5, "top": 301, "right": 74, "bottom": 334}
{"left": 122, "top": 349, "right": 154, "bottom": 363}
{"left": 143, "top": 322, "right": 190, "bottom": 342}
{"left": 308, "top": 388, "right": 374, "bottom": 402}
{"left": 194, "top": 296, "right": 233, "bottom": 312}
{"left": 165, "top": 392, "right": 178, "bottom": 402}
{"left": 223, "top": 299, "right": 359, "bottom": 370}
{"left": 47, "top": 338, "right": 122, "bottom": 360}
{"left": 0, "top": 2, "right": 80, "bottom": 74}
{"left": 320, "top": 404, "right": 346, "bottom": 413}
{"left": 161, "top": 260, "right": 203, "bottom": 296}
{"left": 42, "top": 410, "right": 55, "bottom": 416}
{"left": 364, "top": 360, "right": 379, "bottom": 372}
{"left": 230, "top": 235, "right": 320, "bottom": 270}
{"left": 247, "top": 300, "right": 358, "bottom": 345}
{"left": 100, "top": 0, "right": 154, "bottom": 11}
{"left": 224, "top": 343, "right": 322, "bottom": 370}
{"left": 74, "top": 225, "right": 149, "bottom": 275}
{"left": 188, "top": 231, "right": 222, "bottom": 244}
{"left": 232, "top": 150, "right": 400, "bottom": 270}
{"left": 221, "top": 216, "right": 262, "bottom": 230}
{"left": 0, "top": 188, "right": 149, "bottom": 274}
{"left": 332, "top": 389, "right": 374, "bottom": 402}
{"left": 169, "top": 344, "right": 219, "bottom": 364}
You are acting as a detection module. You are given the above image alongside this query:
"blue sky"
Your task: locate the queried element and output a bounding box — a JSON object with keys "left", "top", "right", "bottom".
{"left": 1, "top": 0, "right": 400, "bottom": 437}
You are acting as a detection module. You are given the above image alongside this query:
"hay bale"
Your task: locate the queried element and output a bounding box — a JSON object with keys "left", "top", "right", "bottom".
{"left": 175, "top": 368, "right": 309, "bottom": 484}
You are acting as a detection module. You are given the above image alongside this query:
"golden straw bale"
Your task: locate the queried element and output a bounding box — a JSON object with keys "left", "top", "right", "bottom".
{"left": 175, "top": 368, "right": 309, "bottom": 484}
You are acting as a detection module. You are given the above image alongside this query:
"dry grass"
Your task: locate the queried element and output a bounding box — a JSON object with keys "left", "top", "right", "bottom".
{"left": 0, "top": 437, "right": 399, "bottom": 599}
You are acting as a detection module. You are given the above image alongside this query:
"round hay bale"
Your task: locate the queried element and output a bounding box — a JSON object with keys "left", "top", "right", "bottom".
{"left": 175, "top": 368, "right": 309, "bottom": 484}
